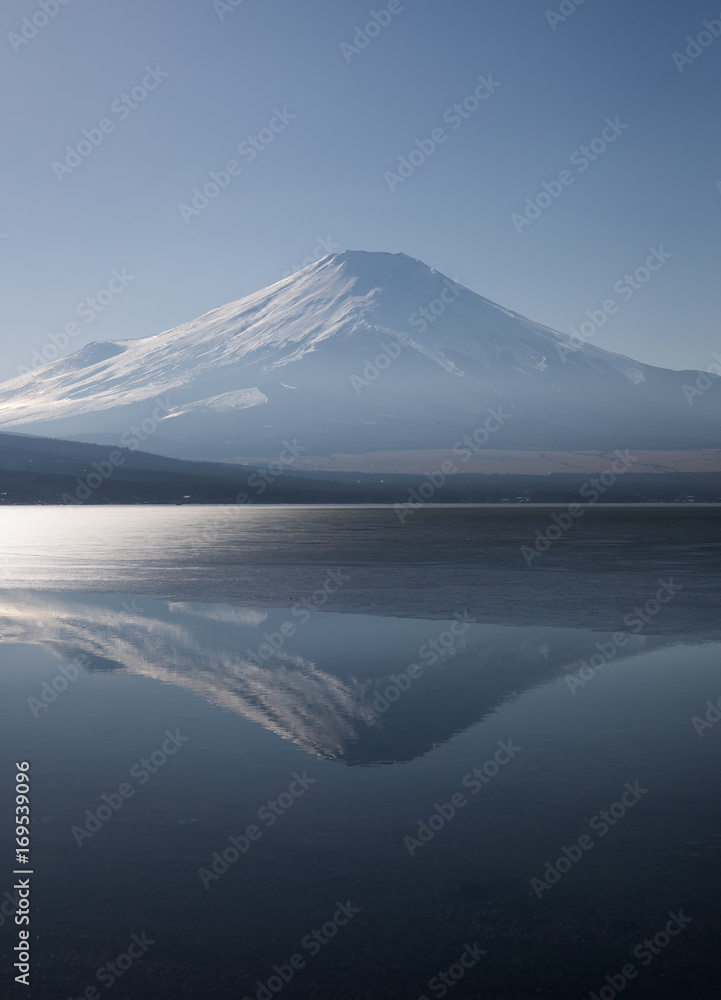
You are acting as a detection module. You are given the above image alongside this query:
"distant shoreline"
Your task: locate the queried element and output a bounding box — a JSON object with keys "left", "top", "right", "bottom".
{"left": 3, "top": 501, "right": 721, "bottom": 509}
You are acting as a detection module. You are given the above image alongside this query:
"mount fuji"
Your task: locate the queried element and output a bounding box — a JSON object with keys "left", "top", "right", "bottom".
{"left": 0, "top": 250, "right": 717, "bottom": 467}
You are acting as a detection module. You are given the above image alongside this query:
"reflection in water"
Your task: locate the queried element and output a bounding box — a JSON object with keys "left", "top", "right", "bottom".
{"left": 0, "top": 590, "right": 669, "bottom": 764}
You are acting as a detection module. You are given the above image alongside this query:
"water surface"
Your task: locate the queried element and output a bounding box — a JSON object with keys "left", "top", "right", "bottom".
{"left": 1, "top": 507, "right": 719, "bottom": 999}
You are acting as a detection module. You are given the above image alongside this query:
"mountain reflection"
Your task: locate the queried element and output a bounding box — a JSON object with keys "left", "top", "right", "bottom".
{"left": 1, "top": 591, "right": 667, "bottom": 764}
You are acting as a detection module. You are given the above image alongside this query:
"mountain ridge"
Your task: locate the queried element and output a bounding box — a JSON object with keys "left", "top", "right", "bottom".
{"left": 1, "top": 250, "right": 718, "bottom": 464}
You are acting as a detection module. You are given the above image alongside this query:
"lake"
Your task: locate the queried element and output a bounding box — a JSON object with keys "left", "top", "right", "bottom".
{"left": 1, "top": 505, "right": 719, "bottom": 999}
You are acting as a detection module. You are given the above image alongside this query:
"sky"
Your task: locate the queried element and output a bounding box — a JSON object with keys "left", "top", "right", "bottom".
{"left": 1, "top": 0, "right": 720, "bottom": 381}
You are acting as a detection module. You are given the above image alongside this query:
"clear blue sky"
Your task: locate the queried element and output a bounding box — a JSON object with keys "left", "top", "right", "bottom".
{"left": 1, "top": 0, "right": 720, "bottom": 379}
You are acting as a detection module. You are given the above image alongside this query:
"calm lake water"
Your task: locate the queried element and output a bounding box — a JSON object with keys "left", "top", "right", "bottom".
{"left": 1, "top": 506, "right": 720, "bottom": 999}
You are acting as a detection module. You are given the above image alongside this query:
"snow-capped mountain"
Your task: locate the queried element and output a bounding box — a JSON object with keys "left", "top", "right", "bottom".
{"left": 0, "top": 251, "right": 717, "bottom": 463}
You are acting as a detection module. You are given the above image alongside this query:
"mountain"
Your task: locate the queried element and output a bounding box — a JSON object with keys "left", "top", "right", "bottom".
{"left": 0, "top": 251, "right": 718, "bottom": 465}
{"left": 3, "top": 431, "right": 721, "bottom": 505}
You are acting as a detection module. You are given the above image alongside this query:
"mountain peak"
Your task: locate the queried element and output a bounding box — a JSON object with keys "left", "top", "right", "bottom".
{"left": 313, "top": 248, "right": 438, "bottom": 282}
{"left": 0, "top": 250, "right": 717, "bottom": 460}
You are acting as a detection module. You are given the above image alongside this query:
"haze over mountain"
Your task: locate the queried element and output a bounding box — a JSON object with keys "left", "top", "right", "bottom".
{"left": 1, "top": 251, "right": 717, "bottom": 467}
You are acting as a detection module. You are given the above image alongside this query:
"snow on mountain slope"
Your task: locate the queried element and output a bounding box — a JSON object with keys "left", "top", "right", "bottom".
{"left": 0, "top": 251, "right": 717, "bottom": 461}
{"left": 167, "top": 388, "right": 268, "bottom": 417}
